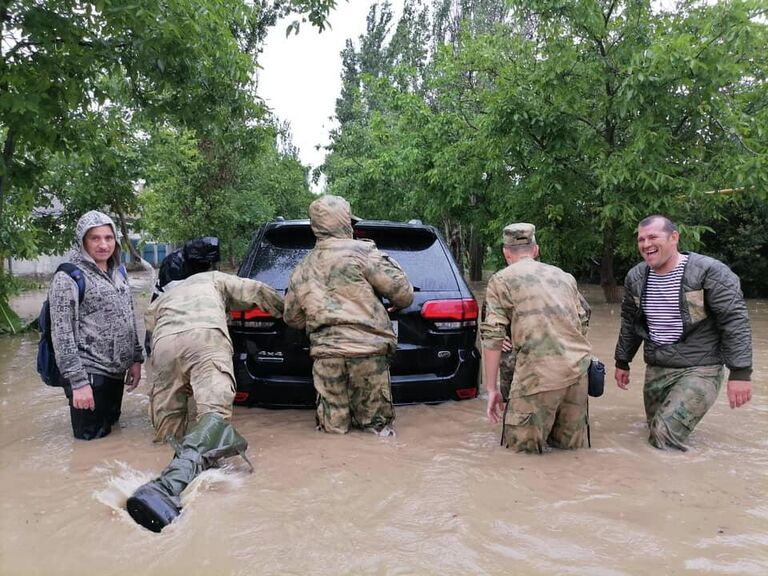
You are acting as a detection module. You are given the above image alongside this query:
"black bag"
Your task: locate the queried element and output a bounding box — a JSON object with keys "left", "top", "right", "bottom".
{"left": 588, "top": 358, "right": 606, "bottom": 398}
{"left": 37, "top": 264, "right": 86, "bottom": 386}
{"left": 154, "top": 236, "right": 220, "bottom": 300}
{"left": 182, "top": 236, "right": 220, "bottom": 263}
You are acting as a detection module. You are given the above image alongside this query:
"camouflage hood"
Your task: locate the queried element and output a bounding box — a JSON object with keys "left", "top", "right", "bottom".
{"left": 309, "top": 195, "right": 354, "bottom": 241}
{"left": 73, "top": 210, "right": 121, "bottom": 269}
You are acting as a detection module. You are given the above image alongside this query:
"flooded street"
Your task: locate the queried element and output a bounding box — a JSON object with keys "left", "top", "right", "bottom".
{"left": 1, "top": 271, "right": 766, "bottom": 576}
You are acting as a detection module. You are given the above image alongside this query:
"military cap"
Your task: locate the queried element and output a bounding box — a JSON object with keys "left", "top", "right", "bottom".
{"left": 503, "top": 223, "right": 536, "bottom": 246}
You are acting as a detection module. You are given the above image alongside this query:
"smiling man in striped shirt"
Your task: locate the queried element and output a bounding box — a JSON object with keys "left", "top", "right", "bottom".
{"left": 614, "top": 215, "right": 753, "bottom": 451}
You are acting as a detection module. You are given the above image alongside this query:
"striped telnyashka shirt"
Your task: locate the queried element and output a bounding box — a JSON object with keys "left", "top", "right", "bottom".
{"left": 642, "top": 254, "right": 689, "bottom": 345}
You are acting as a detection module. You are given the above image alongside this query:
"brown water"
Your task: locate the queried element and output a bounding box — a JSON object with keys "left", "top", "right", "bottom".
{"left": 1, "top": 273, "right": 766, "bottom": 576}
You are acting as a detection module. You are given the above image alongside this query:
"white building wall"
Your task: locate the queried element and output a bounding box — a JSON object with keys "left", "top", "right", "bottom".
{"left": 8, "top": 255, "right": 69, "bottom": 276}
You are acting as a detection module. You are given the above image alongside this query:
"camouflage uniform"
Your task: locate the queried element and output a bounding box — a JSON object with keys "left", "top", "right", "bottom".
{"left": 499, "top": 346, "right": 516, "bottom": 401}
{"left": 481, "top": 223, "right": 592, "bottom": 453}
{"left": 283, "top": 195, "right": 414, "bottom": 434}
{"left": 145, "top": 271, "right": 283, "bottom": 442}
{"left": 644, "top": 365, "right": 724, "bottom": 450}
{"left": 481, "top": 301, "right": 515, "bottom": 401}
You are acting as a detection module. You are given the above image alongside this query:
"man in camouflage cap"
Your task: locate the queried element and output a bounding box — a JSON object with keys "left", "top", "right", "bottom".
{"left": 481, "top": 223, "right": 593, "bottom": 453}
{"left": 284, "top": 195, "right": 414, "bottom": 436}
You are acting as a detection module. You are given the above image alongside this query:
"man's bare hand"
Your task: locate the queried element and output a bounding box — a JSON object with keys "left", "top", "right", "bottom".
{"left": 727, "top": 380, "right": 752, "bottom": 409}
{"left": 615, "top": 367, "right": 630, "bottom": 390}
{"left": 487, "top": 388, "right": 504, "bottom": 423}
{"left": 72, "top": 385, "right": 95, "bottom": 411}
{"left": 126, "top": 362, "right": 142, "bottom": 391}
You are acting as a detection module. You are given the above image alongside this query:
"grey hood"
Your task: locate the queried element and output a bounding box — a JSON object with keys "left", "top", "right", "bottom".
{"left": 74, "top": 210, "right": 121, "bottom": 269}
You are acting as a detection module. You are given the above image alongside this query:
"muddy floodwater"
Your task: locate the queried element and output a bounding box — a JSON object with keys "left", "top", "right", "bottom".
{"left": 1, "top": 271, "right": 766, "bottom": 576}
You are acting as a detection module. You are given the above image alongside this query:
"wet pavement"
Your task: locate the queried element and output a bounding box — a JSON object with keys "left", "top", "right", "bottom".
{"left": 1, "top": 271, "right": 766, "bottom": 576}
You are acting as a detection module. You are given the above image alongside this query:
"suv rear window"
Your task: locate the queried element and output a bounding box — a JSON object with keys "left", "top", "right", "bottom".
{"left": 245, "top": 224, "right": 459, "bottom": 292}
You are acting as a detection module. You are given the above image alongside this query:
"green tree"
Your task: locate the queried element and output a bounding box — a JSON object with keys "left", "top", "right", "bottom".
{"left": 2, "top": 0, "right": 262, "bottom": 260}
{"left": 479, "top": 0, "right": 768, "bottom": 300}
{"left": 1, "top": 0, "right": 337, "bottom": 260}
{"left": 40, "top": 109, "right": 145, "bottom": 260}
{"left": 1, "top": 0, "right": 338, "bottom": 329}
{"left": 323, "top": 0, "right": 509, "bottom": 278}
{"left": 696, "top": 193, "right": 768, "bottom": 298}
{"left": 322, "top": 0, "right": 767, "bottom": 297}
{"left": 140, "top": 121, "right": 314, "bottom": 264}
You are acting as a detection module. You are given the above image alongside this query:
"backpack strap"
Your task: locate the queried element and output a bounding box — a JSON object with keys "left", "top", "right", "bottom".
{"left": 55, "top": 263, "right": 86, "bottom": 304}
{"left": 118, "top": 263, "right": 128, "bottom": 281}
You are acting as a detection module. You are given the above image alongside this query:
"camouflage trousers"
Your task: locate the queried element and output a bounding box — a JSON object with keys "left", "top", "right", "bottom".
{"left": 502, "top": 374, "right": 588, "bottom": 454}
{"left": 644, "top": 364, "right": 723, "bottom": 451}
{"left": 312, "top": 355, "right": 395, "bottom": 434}
{"left": 499, "top": 349, "right": 516, "bottom": 401}
{"left": 148, "top": 328, "right": 235, "bottom": 443}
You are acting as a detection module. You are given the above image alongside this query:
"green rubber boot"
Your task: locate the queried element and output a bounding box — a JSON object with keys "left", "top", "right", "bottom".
{"left": 126, "top": 414, "right": 250, "bottom": 532}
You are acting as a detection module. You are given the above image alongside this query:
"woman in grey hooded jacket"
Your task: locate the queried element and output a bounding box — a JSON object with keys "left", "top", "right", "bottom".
{"left": 49, "top": 210, "right": 143, "bottom": 439}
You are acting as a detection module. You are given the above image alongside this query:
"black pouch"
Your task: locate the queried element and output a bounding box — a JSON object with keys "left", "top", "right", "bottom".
{"left": 588, "top": 359, "right": 605, "bottom": 398}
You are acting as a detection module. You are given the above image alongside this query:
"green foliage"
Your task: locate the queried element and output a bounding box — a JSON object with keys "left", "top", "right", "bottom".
{"left": 1, "top": 0, "right": 337, "bottom": 304}
{"left": 284, "top": 0, "right": 338, "bottom": 34}
{"left": 697, "top": 194, "right": 768, "bottom": 298}
{"left": 321, "top": 0, "right": 768, "bottom": 296}
{"left": 140, "top": 122, "right": 314, "bottom": 263}
{"left": 0, "top": 271, "right": 32, "bottom": 334}
{"left": 1, "top": 0, "right": 274, "bottom": 257}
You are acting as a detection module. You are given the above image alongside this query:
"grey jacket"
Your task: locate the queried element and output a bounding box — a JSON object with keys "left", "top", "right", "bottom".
{"left": 49, "top": 211, "right": 143, "bottom": 389}
{"left": 614, "top": 252, "right": 752, "bottom": 380}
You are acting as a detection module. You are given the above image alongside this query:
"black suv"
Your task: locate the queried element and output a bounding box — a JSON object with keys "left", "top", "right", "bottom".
{"left": 227, "top": 218, "right": 480, "bottom": 407}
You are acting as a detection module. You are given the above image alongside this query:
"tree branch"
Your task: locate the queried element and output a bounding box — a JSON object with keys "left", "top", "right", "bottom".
{"left": 0, "top": 129, "right": 16, "bottom": 237}
{"left": 672, "top": 114, "right": 689, "bottom": 137}
{"left": 713, "top": 117, "right": 757, "bottom": 155}
{"left": 603, "top": 0, "right": 618, "bottom": 27}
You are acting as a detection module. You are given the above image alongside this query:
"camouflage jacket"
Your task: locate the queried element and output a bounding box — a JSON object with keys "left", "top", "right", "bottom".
{"left": 284, "top": 239, "right": 413, "bottom": 358}
{"left": 480, "top": 257, "right": 591, "bottom": 397}
{"left": 145, "top": 271, "right": 284, "bottom": 345}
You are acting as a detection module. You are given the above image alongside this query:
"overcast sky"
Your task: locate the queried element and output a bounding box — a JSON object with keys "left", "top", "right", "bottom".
{"left": 258, "top": 2, "right": 402, "bottom": 181}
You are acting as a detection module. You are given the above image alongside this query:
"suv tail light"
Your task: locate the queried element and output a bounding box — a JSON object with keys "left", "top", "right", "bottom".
{"left": 229, "top": 307, "right": 276, "bottom": 329}
{"left": 455, "top": 387, "right": 478, "bottom": 399}
{"left": 420, "top": 298, "right": 478, "bottom": 329}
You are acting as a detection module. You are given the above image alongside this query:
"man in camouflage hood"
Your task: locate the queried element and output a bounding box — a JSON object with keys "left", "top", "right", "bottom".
{"left": 49, "top": 210, "right": 143, "bottom": 440}
{"left": 481, "top": 223, "right": 592, "bottom": 453}
{"left": 284, "top": 195, "right": 414, "bottom": 436}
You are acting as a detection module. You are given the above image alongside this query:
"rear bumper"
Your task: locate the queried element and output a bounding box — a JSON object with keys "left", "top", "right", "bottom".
{"left": 233, "top": 348, "right": 480, "bottom": 408}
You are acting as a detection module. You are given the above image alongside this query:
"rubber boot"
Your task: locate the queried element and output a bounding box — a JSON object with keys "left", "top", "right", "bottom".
{"left": 126, "top": 413, "right": 249, "bottom": 532}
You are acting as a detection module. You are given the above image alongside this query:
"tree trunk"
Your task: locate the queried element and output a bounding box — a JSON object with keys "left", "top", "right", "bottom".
{"left": 468, "top": 226, "right": 484, "bottom": 282}
{"left": 445, "top": 221, "right": 464, "bottom": 274}
{"left": 600, "top": 224, "right": 622, "bottom": 303}
{"left": 115, "top": 207, "right": 142, "bottom": 264}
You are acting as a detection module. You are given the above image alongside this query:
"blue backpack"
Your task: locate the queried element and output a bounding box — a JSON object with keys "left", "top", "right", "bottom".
{"left": 37, "top": 263, "right": 86, "bottom": 387}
